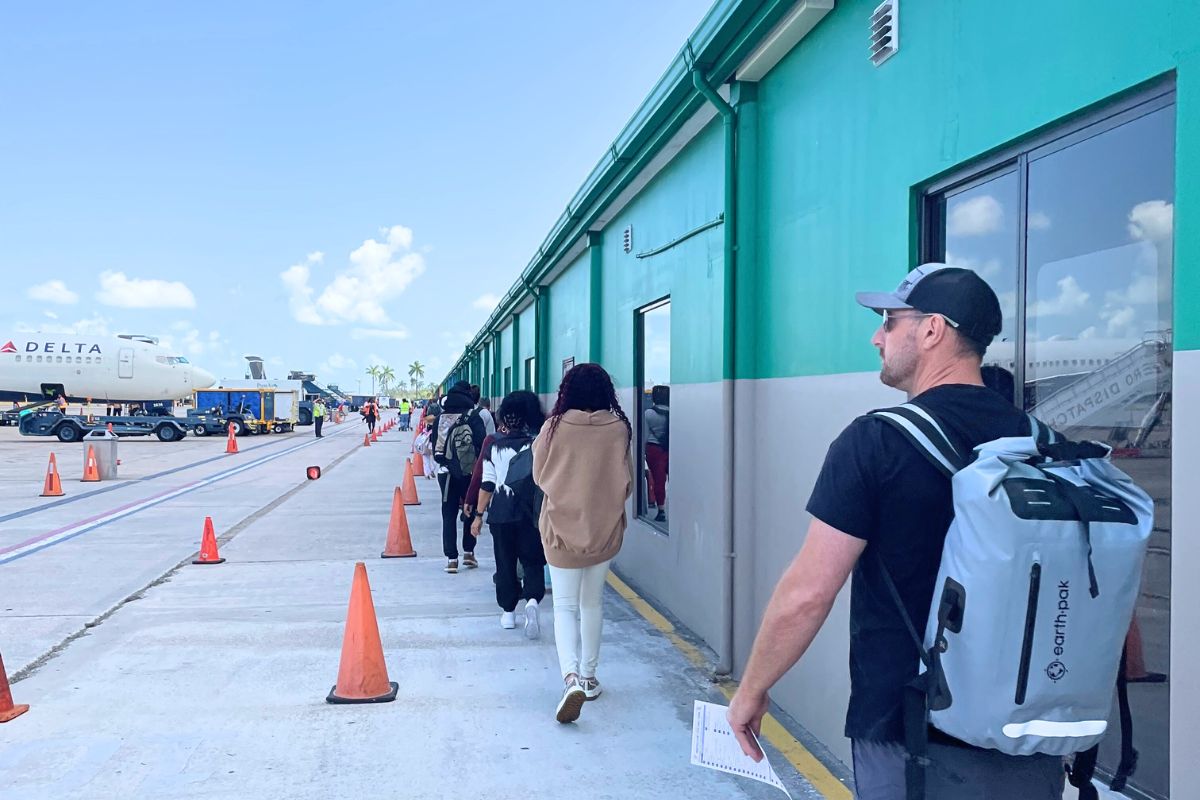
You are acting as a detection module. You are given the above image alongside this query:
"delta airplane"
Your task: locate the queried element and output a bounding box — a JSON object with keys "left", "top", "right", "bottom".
{"left": 0, "top": 333, "right": 216, "bottom": 404}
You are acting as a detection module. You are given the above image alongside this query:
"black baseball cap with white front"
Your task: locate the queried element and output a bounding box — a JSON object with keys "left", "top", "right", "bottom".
{"left": 856, "top": 263, "right": 1003, "bottom": 346}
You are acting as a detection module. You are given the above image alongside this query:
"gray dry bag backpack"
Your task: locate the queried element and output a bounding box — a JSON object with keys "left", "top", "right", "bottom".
{"left": 872, "top": 402, "right": 1154, "bottom": 798}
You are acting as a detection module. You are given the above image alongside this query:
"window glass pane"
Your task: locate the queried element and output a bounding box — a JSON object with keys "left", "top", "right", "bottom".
{"left": 936, "top": 170, "right": 1020, "bottom": 390}
{"left": 1025, "top": 105, "right": 1173, "bottom": 799}
{"left": 637, "top": 300, "right": 670, "bottom": 528}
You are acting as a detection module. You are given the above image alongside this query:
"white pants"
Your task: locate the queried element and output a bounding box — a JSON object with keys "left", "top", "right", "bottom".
{"left": 548, "top": 560, "right": 612, "bottom": 679}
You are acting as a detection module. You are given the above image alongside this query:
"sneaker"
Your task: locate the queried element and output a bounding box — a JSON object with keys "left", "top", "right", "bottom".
{"left": 500, "top": 611, "right": 516, "bottom": 629}
{"left": 580, "top": 676, "right": 602, "bottom": 701}
{"left": 655, "top": 509, "right": 667, "bottom": 522}
{"left": 555, "top": 675, "right": 586, "bottom": 723}
{"left": 444, "top": 559, "right": 458, "bottom": 574}
{"left": 524, "top": 599, "right": 540, "bottom": 639}
{"left": 463, "top": 552, "right": 478, "bottom": 569}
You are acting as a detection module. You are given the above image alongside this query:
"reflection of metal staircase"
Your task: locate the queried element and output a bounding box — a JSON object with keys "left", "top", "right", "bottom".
{"left": 1031, "top": 339, "right": 1170, "bottom": 430}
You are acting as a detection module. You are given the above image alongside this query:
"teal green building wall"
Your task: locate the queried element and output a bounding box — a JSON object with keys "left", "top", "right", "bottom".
{"left": 497, "top": 322, "right": 513, "bottom": 394}
{"left": 597, "top": 119, "right": 726, "bottom": 387}
{"left": 544, "top": 252, "right": 591, "bottom": 389}
{"left": 518, "top": 305, "right": 536, "bottom": 389}
{"left": 744, "top": 0, "right": 1200, "bottom": 380}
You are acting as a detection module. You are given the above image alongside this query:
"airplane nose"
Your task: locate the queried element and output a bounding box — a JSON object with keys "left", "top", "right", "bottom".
{"left": 192, "top": 367, "right": 217, "bottom": 388}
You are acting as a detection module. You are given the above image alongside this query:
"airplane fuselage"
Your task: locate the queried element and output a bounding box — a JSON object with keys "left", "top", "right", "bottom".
{"left": 0, "top": 334, "right": 216, "bottom": 403}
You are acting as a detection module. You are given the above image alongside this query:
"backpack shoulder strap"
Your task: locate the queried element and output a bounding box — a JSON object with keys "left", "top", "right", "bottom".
{"left": 1027, "top": 413, "right": 1059, "bottom": 447}
{"left": 869, "top": 402, "right": 964, "bottom": 479}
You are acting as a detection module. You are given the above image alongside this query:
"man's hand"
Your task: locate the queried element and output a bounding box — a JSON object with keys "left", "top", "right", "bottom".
{"left": 727, "top": 688, "right": 769, "bottom": 761}
{"left": 471, "top": 516, "right": 483, "bottom": 537}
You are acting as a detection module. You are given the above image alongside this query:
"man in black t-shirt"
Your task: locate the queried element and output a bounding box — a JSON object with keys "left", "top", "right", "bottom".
{"left": 728, "top": 265, "right": 1065, "bottom": 799}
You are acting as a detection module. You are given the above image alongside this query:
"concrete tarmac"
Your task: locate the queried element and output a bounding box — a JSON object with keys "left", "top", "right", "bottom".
{"left": 0, "top": 416, "right": 827, "bottom": 799}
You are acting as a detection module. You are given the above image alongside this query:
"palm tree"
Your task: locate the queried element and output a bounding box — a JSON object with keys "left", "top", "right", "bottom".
{"left": 365, "top": 365, "right": 381, "bottom": 395}
{"left": 379, "top": 365, "right": 396, "bottom": 396}
{"left": 407, "top": 361, "right": 425, "bottom": 394}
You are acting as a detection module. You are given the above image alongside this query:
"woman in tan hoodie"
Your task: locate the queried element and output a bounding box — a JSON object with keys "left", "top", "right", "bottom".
{"left": 532, "top": 363, "right": 633, "bottom": 723}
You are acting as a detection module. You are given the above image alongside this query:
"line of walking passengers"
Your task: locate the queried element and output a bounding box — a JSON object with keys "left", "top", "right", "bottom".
{"left": 410, "top": 364, "right": 632, "bottom": 724}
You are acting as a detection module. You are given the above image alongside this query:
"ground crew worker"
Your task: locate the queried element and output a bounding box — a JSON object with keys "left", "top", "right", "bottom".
{"left": 400, "top": 397, "right": 412, "bottom": 430}
{"left": 313, "top": 397, "right": 326, "bottom": 438}
{"left": 363, "top": 399, "right": 377, "bottom": 434}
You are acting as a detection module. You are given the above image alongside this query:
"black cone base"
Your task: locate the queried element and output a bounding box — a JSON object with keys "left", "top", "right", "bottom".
{"left": 326, "top": 681, "right": 399, "bottom": 704}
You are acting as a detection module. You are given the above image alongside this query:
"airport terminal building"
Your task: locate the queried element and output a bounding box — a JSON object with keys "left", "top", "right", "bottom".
{"left": 445, "top": 2, "right": 1195, "bottom": 796}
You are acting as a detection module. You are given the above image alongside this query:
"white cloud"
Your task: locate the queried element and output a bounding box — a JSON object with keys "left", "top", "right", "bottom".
{"left": 155, "top": 324, "right": 229, "bottom": 359}
{"left": 1102, "top": 305, "right": 1137, "bottom": 337}
{"left": 1107, "top": 271, "right": 1162, "bottom": 307}
{"left": 1028, "top": 211, "right": 1052, "bottom": 231}
{"left": 1029, "top": 275, "right": 1089, "bottom": 317}
{"left": 473, "top": 293, "right": 501, "bottom": 311}
{"left": 1079, "top": 326, "right": 1098, "bottom": 340}
{"left": 96, "top": 271, "right": 196, "bottom": 309}
{"left": 43, "top": 310, "right": 59, "bottom": 319}
{"left": 281, "top": 225, "right": 425, "bottom": 326}
{"left": 947, "top": 194, "right": 1003, "bottom": 237}
{"left": 28, "top": 279, "right": 79, "bottom": 305}
{"left": 351, "top": 327, "right": 409, "bottom": 340}
{"left": 1128, "top": 200, "right": 1173, "bottom": 243}
{"left": 321, "top": 353, "right": 358, "bottom": 374}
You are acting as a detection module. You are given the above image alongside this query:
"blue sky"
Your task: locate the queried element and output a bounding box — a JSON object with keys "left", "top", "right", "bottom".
{"left": 0, "top": 1, "right": 711, "bottom": 395}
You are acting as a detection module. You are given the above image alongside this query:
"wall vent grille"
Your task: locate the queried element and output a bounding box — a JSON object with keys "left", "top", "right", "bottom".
{"left": 869, "top": 0, "right": 898, "bottom": 66}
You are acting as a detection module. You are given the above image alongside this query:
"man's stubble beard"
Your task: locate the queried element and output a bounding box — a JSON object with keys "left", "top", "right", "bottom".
{"left": 879, "top": 330, "right": 919, "bottom": 391}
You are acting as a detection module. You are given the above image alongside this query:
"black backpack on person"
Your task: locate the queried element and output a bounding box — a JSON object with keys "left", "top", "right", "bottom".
{"left": 485, "top": 434, "right": 543, "bottom": 526}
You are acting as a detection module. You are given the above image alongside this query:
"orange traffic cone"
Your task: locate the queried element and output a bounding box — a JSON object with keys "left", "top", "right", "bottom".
{"left": 381, "top": 487, "right": 417, "bottom": 558}
{"left": 411, "top": 451, "right": 425, "bottom": 477}
{"left": 40, "top": 453, "right": 64, "bottom": 497}
{"left": 370, "top": 429, "right": 379, "bottom": 443}
{"left": 193, "top": 516, "right": 225, "bottom": 564}
{"left": 326, "top": 562, "right": 398, "bottom": 704}
{"left": 81, "top": 445, "right": 101, "bottom": 482}
{"left": 400, "top": 459, "right": 419, "bottom": 506}
{"left": 363, "top": 433, "right": 371, "bottom": 447}
{"left": 225, "top": 423, "right": 239, "bottom": 455}
{"left": 0, "top": 650, "right": 29, "bottom": 723}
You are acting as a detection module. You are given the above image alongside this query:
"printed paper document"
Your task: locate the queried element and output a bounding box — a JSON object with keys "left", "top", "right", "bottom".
{"left": 691, "top": 700, "right": 791, "bottom": 797}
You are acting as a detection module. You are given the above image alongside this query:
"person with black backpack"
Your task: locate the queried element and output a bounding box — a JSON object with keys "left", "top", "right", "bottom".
{"left": 724, "top": 265, "right": 1150, "bottom": 799}
{"left": 470, "top": 391, "right": 547, "bottom": 637}
{"left": 432, "top": 380, "right": 485, "bottom": 573}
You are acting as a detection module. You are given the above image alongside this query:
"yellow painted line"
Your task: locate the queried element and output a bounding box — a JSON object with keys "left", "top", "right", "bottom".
{"left": 607, "top": 573, "right": 853, "bottom": 800}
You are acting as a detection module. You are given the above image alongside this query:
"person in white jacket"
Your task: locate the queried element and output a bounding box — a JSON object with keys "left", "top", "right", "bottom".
{"left": 471, "top": 391, "right": 547, "bottom": 637}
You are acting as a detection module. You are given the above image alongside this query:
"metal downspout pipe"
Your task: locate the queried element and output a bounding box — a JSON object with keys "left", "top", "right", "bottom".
{"left": 692, "top": 66, "right": 737, "bottom": 677}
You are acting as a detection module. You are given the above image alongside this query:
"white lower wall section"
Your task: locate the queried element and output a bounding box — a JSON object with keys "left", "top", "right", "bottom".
{"left": 1169, "top": 348, "right": 1198, "bottom": 799}
{"left": 612, "top": 382, "right": 728, "bottom": 653}
{"left": 733, "top": 371, "right": 901, "bottom": 766}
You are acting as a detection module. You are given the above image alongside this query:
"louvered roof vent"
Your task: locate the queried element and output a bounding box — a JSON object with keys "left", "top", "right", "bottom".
{"left": 869, "top": 0, "right": 898, "bottom": 66}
